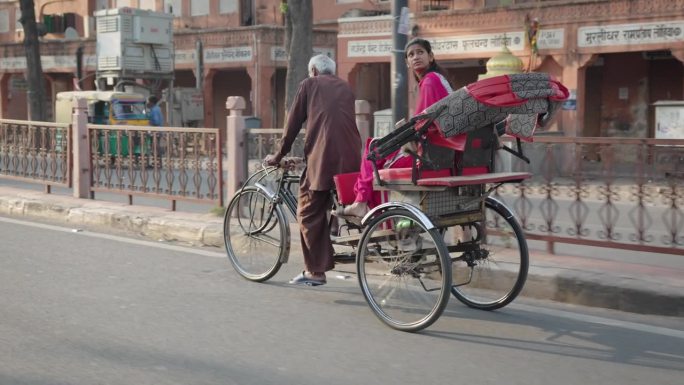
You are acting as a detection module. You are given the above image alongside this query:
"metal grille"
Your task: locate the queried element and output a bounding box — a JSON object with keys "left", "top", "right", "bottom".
{"left": 97, "top": 16, "right": 118, "bottom": 33}
{"left": 421, "top": 188, "right": 485, "bottom": 226}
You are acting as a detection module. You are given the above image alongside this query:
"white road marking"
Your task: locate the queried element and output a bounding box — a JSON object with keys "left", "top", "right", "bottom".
{"left": 0, "top": 216, "right": 226, "bottom": 258}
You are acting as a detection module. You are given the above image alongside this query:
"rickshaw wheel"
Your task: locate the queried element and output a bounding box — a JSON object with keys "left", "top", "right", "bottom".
{"left": 450, "top": 197, "right": 529, "bottom": 310}
{"left": 356, "top": 208, "right": 451, "bottom": 332}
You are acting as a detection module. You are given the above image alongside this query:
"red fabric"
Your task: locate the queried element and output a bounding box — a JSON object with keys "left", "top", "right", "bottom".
{"left": 416, "top": 172, "right": 532, "bottom": 187}
{"left": 415, "top": 72, "right": 450, "bottom": 114}
{"left": 378, "top": 167, "right": 452, "bottom": 182}
{"left": 466, "top": 74, "right": 570, "bottom": 107}
{"left": 334, "top": 172, "right": 360, "bottom": 205}
{"left": 354, "top": 138, "right": 414, "bottom": 207}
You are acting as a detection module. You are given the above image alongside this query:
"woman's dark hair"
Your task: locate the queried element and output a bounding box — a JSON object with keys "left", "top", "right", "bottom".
{"left": 404, "top": 38, "right": 448, "bottom": 82}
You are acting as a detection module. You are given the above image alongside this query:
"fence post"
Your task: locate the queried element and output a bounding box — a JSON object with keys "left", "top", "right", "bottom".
{"left": 355, "top": 99, "right": 371, "bottom": 152}
{"left": 72, "top": 97, "right": 91, "bottom": 199}
{"left": 226, "top": 96, "right": 246, "bottom": 201}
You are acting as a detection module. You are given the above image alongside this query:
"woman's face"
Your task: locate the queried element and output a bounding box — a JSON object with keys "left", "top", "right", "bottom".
{"left": 405, "top": 43, "right": 433, "bottom": 76}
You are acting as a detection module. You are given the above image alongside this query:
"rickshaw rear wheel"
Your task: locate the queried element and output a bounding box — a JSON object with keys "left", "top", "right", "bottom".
{"left": 356, "top": 208, "right": 451, "bottom": 332}
{"left": 450, "top": 197, "right": 529, "bottom": 310}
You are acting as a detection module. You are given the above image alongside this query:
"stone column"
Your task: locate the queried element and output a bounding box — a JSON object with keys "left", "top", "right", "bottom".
{"left": 71, "top": 98, "right": 91, "bottom": 199}
{"left": 248, "top": 66, "right": 275, "bottom": 128}
{"left": 355, "top": 99, "right": 371, "bottom": 151}
{"left": 226, "top": 96, "right": 247, "bottom": 201}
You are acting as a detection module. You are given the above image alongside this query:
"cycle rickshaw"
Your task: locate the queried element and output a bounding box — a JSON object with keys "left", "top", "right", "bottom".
{"left": 223, "top": 73, "right": 569, "bottom": 332}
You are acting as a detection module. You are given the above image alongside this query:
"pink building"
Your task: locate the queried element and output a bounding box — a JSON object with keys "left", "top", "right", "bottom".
{"left": 1, "top": 0, "right": 683, "bottom": 139}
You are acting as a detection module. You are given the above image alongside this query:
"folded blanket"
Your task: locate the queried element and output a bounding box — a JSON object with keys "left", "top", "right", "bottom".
{"left": 423, "top": 72, "right": 569, "bottom": 141}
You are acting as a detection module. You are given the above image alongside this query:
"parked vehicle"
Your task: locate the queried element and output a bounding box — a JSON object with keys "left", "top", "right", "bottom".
{"left": 55, "top": 91, "right": 151, "bottom": 157}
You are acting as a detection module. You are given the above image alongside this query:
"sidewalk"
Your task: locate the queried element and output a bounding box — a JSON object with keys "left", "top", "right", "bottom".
{"left": 1, "top": 185, "right": 682, "bottom": 317}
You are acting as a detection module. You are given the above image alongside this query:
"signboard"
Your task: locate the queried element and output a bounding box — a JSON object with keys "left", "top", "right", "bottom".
{"left": 270, "top": 47, "right": 335, "bottom": 62}
{"left": 537, "top": 28, "right": 564, "bottom": 50}
{"left": 0, "top": 55, "right": 97, "bottom": 70}
{"left": 204, "top": 46, "right": 253, "bottom": 63}
{"left": 578, "top": 21, "right": 684, "bottom": 47}
{"left": 348, "top": 32, "right": 525, "bottom": 58}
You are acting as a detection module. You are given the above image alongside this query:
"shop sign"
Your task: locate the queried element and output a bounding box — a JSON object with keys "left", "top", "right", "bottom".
{"left": 348, "top": 39, "right": 392, "bottom": 57}
{"left": 0, "top": 55, "right": 97, "bottom": 70}
{"left": 578, "top": 21, "right": 684, "bottom": 47}
{"left": 562, "top": 89, "right": 577, "bottom": 111}
{"left": 175, "top": 50, "right": 197, "bottom": 65}
{"left": 348, "top": 32, "right": 525, "bottom": 58}
{"left": 270, "top": 47, "right": 335, "bottom": 62}
{"left": 10, "top": 75, "right": 27, "bottom": 91}
{"left": 537, "top": 28, "right": 564, "bottom": 50}
{"left": 204, "top": 46, "right": 253, "bottom": 63}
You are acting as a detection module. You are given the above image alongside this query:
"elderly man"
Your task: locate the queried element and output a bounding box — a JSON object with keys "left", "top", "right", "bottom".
{"left": 265, "top": 54, "right": 361, "bottom": 286}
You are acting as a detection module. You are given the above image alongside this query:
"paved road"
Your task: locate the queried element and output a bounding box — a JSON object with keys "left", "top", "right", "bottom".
{"left": 1, "top": 218, "right": 683, "bottom": 385}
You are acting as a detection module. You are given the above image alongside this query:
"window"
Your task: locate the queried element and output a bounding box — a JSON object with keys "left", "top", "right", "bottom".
{"left": 191, "top": 0, "right": 210, "bottom": 16}
{"left": 0, "top": 9, "right": 10, "bottom": 33}
{"left": 115, "top": 0, "right": 133, "bottom": 7}
{"left": 139, "top": 0, "right": 155, "bottom": 10}
{"left": 15, "top": 6, "right": 22, "bottom": 31}
{"left": 164, "top": 0, "right": 182, "bottom": 16}
{"left": 220, "top": 0, "right": 238, "bottom": 14}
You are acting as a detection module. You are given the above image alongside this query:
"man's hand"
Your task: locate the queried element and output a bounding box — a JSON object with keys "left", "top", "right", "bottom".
{"left": 264, "top": 154, "right": 280, "bottom": 166}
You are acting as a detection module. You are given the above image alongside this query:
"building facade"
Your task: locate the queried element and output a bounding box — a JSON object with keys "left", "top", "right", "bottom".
{"left": 1, "top": 0, "right": 683, "bottom": 138}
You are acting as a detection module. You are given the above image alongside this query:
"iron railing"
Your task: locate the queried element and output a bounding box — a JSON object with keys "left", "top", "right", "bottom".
{"left": 245, "top": 128, "right": 305, "bottom": 171}
{"left": 244, "top": 130, "right": 683, "bottom": 255}
{"left": 0, "top": 119, "right": 71, "bottom": 190}
{"left": 88, "top": 124, "right": 223, "bottom": 210}
{"left": 496, "top": 136, "right": 684, "bottom": 255}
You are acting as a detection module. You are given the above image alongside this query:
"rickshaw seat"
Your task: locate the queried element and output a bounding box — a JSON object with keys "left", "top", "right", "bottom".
{"left": 416, "top": 172, "right": 532, "bottom": 187}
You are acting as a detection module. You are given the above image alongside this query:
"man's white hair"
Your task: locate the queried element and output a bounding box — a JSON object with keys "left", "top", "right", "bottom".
{"left": 308, "top": 54, "right": 336, "bottom": 76}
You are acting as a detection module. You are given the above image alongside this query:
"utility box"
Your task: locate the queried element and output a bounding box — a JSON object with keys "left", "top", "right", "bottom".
{"left": 164, "top": 87, "right": 204, "bottom": 127}
{"left": 373, "top": 108, "right": 393, "bottom": 138}
{"left": 95, "top": 7, "right": 174, "bottom": 74}
{"left": 654, "top": 100, "right": 684, "bottom": 139}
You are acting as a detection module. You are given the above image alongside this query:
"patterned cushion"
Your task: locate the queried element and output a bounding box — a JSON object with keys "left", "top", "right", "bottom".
{"left": 423, "top": 72, "right": 569, "bottom": 141}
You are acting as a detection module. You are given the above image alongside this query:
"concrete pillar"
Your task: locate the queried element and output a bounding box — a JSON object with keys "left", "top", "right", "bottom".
{"left": 226, "top": 96, "right": 247, "bottom": 201}
{"left": 355, "top": 99, "right": 371, "bottom": 150}
{"left": 71, "top": 98, "right": 91, "bottom": 199}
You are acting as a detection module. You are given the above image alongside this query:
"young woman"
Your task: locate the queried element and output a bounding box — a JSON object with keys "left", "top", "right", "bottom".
{"left": 342, "top": 38, "right": 464, "bottom": 218}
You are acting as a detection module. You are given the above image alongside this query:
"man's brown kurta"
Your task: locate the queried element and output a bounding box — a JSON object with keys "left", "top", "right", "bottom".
{"left": 275, "top": 74, "right": 362, "bottom": 272}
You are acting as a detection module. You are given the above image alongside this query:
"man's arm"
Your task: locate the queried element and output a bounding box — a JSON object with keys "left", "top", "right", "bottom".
{"left": 266, "top": 81, "right": 308, "bottom": 165}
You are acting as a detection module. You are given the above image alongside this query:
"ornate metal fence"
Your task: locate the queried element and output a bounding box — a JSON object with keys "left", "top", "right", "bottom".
{"left": 88, "top": 124, "right": 223, "bottom": 209}
{"left": 245, "top": 128, "right": 305, "bottom": 171}
{"left": 0, "top": 119, "right": 71, "bottom": 190}
{"left": 497, "top": 136, "right": 684, "bottom": 255}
